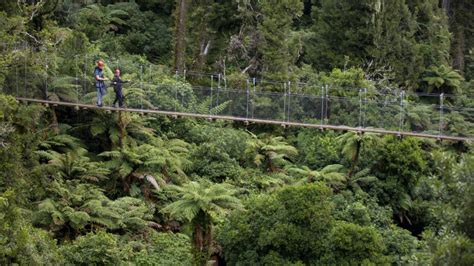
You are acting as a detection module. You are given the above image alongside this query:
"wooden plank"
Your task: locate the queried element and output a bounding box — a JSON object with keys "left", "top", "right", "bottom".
{"left": 16, "top": 97, "right": 473, "bottom": 142}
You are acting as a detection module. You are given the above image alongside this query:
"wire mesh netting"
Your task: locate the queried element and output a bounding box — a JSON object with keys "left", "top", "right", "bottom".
{"left": 287, "top": 93, "right": 324, "bottom": 124}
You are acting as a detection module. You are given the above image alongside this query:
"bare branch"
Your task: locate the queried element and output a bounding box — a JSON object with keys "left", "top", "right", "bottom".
{"left": 17, "top": 0, "right": 46, "bottom": 21}
{"left": 21, "top": 31, "right": 42, "bottom": 45}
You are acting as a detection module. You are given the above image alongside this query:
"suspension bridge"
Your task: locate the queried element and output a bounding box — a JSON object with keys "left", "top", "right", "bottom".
{"left": 12, "top": 97, "right": 470, "bottom": 141}
{"left": 2, "top": 42, "right": 473, "bottom": 142}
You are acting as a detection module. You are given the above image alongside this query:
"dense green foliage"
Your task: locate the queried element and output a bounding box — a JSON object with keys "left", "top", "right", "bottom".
{"left": 0, "top": 1, "right": 473, "bottom": 265}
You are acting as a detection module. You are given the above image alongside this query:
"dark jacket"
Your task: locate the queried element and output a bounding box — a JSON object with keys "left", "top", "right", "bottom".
{"left": 112, "top": 75, "right": 127, "bottom": 92}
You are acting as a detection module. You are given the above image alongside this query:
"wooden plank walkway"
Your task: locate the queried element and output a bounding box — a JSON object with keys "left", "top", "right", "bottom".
{"left": 17, "top": 97, "right": 473, "bottom": 142}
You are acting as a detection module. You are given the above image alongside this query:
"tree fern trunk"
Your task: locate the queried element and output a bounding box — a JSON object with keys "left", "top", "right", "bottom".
{"left": 203, "top": 219, "right": 213, "bottom": 263}
{"left": 117, "top": 111, "right": 125, "bottom": 149}
{"left": 193, "top": 211, "right": 213, "bottom": 266}
{"left": 268, "top": 161, "right": 278, "bottom": 173}
{"left": 348, "top": 141, "right": 361, "bottom": 178}
{"left": 193, "top": 219, "right": 204, "bottom": 265}
{"left": 50, "top": 107, "right": 59, "bottom": 134}
{"left": 174, "top": 0, "right": 188, "bottom": 72}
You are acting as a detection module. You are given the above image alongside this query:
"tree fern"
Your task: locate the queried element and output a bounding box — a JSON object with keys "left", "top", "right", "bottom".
{"left": 100, "top": 138, "right": 191, "bottom": 193}
{"left": 34, "top": 180, "right": 151, "bottom": 237}
{"left": 210, "top": 100, "right": 231, "bottom": 115}
{"left": 287, "top": 164, "right": 346, "bottom": 187}
{"left": 162, "top": 180, "right": 242, "bottom": 263}
{"left": 337, "top": 131, "right": 380, "bottom": 177}
{"left": 36, "top": 150, "right": 109, "bottom": 182}
{"left": 245, "top": 133, "right": 298, "bottom": 172}
{"left": 47, "top": 75, "right": 81, "bottom": 103}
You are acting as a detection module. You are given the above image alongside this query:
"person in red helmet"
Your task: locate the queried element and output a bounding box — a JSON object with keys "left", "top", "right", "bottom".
{"left": 94, "top": 60, "right": 108, "bottom": 107}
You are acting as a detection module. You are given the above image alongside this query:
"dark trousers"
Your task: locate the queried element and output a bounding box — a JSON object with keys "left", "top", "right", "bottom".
{"left": 113, "top": 88, "right": 124, "bottom": 107}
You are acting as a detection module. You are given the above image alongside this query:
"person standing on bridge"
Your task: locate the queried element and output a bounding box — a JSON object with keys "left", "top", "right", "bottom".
{"left": 111, "top": 68, "right": 128, "bottom": 108}
{"left": 94, "top": 60, "right": 108, "bottom": 107}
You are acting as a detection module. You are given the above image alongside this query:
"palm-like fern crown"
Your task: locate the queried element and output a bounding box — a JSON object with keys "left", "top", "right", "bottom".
{"left": 162, "top": 181, "right": 243, "bottom": 223}
{"left": 287, "top": 164, "right": 346, "bottom": 186}
{"left": 423, "top": 65, "right": 463, "bottom": 93}
{"left": 47, "top": 75, "right": 81, "bottom": 102}
{"left": 88, "top": 111, "right": 157, "bottom": 148}
{"left": 100, "top": 136, "right": 191, "bottom": 184}
{"left": 36, "top": 133, "right": 109, "bottom": 182}
{"left": 192, "top": 97, "right": 232, "bottom": 115}
{"left": 38, "top": 133, "right": 83, "bottom": 153}
{"left": 245, "top": 132, "right": 298, "bottom": 166}
{"left": 337, "top": 131, "right": 379, "bottom": 160}
{"left": 34, "top": 180, "right": 151, "bottom": 233}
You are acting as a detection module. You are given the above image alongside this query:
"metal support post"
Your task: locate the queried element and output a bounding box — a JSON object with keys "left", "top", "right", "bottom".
{"left": 140, "top": 65, "right": 144, "bottom": 109}
{"left": 224, "top": 73, "right": 227, "bottom": 90}
{"left": 246, "top": 79, "right": 250, "bottom": 120}
{"left": 399, "top": 90, "right": 405, "bottom": 133}
{"left": 283, "top": 82, "right": 287, "bottom": 122}
{"left": 75, "top": 55, "right": 79, "bottom": 104}
{"left": 210, "top": 75, "right": 213, "bottom": 114}
{"left": 84, "top": 54, "right": 87, "bottom": 103}
{"left": 320, "top": 86, "right": 324, "bottom": 125}
{"left": 252, "top": 78, "right": 256, "bottom": 118}
{"left": 287, "top": 81, "right": 291, "bottom": 122}
{"left": 216, "top": 73, "right": 221, "bottom": 107}
{"left": 363, "top": 88, "right": 367, "bottom": 127}
{"left": 24, "top": 44, "right": 27, "bottom": 98}
{"left": 325, "top": 84, "right": 329, "bottom": 123}
{"left": 15, "top": 45, "right": 19, "bottom": 97}
{"left": 439, "top": 93, "right": 444, "bottom": 135}
{"left": 359, "top": 88, "right": 363, "bottom": 128}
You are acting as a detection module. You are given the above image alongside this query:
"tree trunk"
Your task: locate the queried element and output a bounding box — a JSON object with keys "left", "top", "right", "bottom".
{"left": 192, "top": 212, "right": 212, "bottom": 266}
{"left": 446, "top": 0, "right": 469, "bottom": 74}
{"left": 50, "top": 106, "right": 59, "bottom": 134}
{"left": 117, "top": 111, "right": 125, "bottom": 148}
{"left": 441, "top": 0, "right": 451, "bottom": 14}
{"left": 174, "top": 0, "right": 188, "bottom": 73}
{"left": 193, "top": 39, "right": 211, "bottom": 72}
{"left": 267, "top": 160, "right": 278, "bottom": 173}
{"left": 348, "top": 140, "right": 361, "bottom": 178}
{"left": 452, "top": 26, "right": 465, "bottom": 72}
{"left": 193, "top": 222, "right": 203, "bottom": 252}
